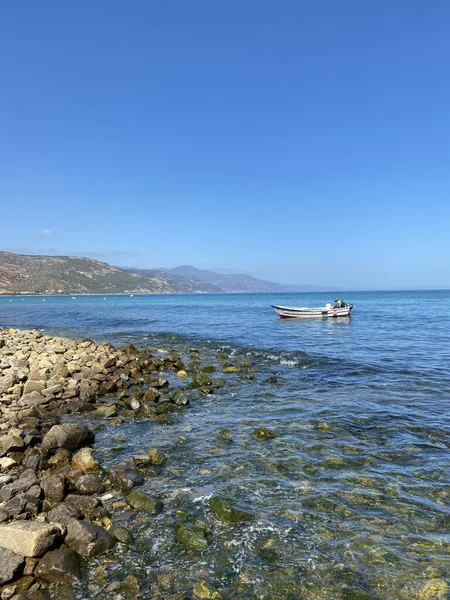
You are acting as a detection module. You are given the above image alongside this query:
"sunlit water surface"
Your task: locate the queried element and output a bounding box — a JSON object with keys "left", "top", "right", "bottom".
{"left": 1, "top": 291, "right": 450, "bottom": 599}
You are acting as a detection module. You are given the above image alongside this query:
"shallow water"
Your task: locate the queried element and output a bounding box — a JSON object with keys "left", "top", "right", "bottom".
{"left": 2, "top": 291, "right": 450, "bottom": 598}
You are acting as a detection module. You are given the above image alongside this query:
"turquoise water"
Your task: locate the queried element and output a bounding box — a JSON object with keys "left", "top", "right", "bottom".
{"left": 2, "top": 291, "right": 450, "bottom": 598}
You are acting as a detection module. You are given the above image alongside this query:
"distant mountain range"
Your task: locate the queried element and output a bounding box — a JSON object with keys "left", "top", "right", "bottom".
{"left": 168, "top": 265, "right": 319, "bottom": 293}
{"left": 0, "top": 252, "right": 324, "bottom": 295}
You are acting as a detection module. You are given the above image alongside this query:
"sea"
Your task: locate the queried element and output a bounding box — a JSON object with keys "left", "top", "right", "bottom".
{"left": 1, "top": 291, "right": 450, "bottom": 599}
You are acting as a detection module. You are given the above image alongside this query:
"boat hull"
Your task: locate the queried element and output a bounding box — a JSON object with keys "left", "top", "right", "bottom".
{"left": 272, "top": 305, "right": 353, "bottom": 319}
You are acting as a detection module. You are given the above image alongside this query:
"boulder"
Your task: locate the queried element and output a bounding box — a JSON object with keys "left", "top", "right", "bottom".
{"left": 64, "top": 494, "right": 100, "bottom": 517}
{"left": 17, "top": 391, "right": 46, "bottom": 407}
{"left": 41, "top": 424, "right": 94, "bottom": 453}
{"left": 0, "top": 435, "right": 24, "bottom": 456}
{"left": 0, "top": 472, "right": 38, "bottom": 502}
{"left": 0, "top": 522, "right": 60, "bottom": 557}
{"left": 0, "top": 548, "right": 25, "bottom": 585}
{"left": 71, "top": 447, "right": 99, "bottom": 472}
{"left": 75, "top": 474, "right": 105, "bottom": 495}
{"left": 41, "top": 475, "right": 66, "bottom": 503}
{"left": 65, "top": 520, "right": 115, "bottom": 558}
{"left": 47, "top": 502, "right": 81, "bottom": 525}
{"left": 23, "top": 380, "right": 46, "bottom": 395}
{"left": 34, "top": 548, "right": 82, "bottom": 583}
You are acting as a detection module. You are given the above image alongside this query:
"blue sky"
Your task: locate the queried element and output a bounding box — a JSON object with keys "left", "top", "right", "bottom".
{"left": 1, "top": 1, "right": 449, "bottom": 289}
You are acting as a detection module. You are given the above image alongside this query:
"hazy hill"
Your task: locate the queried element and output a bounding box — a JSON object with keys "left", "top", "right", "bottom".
{"left": 169, "top": 265, "right": 316, "bottom": 293}
{"left": 124, "top": 268, "right": 221, "bottom": 293}
{"left": 0, "top": 252, "right": 218, "bottom": 295}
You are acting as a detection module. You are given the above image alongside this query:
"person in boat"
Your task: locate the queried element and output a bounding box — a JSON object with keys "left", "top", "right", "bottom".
{"left": 333, "top": 298, "right": 347, "bottom": 308}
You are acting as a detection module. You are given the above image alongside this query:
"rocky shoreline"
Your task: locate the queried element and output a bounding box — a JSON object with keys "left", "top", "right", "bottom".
{"left": 0, "top": 327, "right": 246, "bottom": 600}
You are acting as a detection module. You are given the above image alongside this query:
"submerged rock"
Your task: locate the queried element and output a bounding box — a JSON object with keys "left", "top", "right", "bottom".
{"left": 252, "top": 426, "right": 277, "bottom": 440}
{"left": 170, "top": 389, "right": 189, "bottom": 405}
{"left": 209, "top": 496, "right": 252, "bottom": 524}
{"left": 108, "top": 525, "right": 132, "bottom": 545}
{"left": 147, "top": 448, "right": 166, "bottom": 465}
{"left": 218, "top": 429, "right": 233, "bottom": 444}
{"left": 126, "top": 489, "right": 163, "bottom": 515}
{"left": 175, "top": 523, "right": 208, "bottom": 550}
{"left": 193, "top": 580, "right": 222, "bottom": 599}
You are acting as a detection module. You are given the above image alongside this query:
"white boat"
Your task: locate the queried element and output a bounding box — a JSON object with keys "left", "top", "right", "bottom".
{"left": 272, "top": 303, "right": 353, "bottom": 319}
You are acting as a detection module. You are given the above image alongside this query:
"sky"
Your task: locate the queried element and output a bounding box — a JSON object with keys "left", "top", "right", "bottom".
{"left": 1, "top": 1, "right": 449, "bottom": 290}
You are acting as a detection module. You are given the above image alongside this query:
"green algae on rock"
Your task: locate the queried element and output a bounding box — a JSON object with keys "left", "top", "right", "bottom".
{"left": 175, "top": 522, "right": 208, "bottom": 550}
{"left": 252, "top": 426, "right": 277, "bottom": 439}
{"left": 126, "top": 489, "right": 163, "bottom": 515}
{"left": 209, "top": 496, "right": 252, "bottom": 524}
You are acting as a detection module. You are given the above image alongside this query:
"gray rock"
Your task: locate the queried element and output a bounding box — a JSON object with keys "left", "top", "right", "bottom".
{"left": 65, "top": 520, "right": 115, "bottom": 558}
{"left": 0, "top": 508, "right": 9, "bottom": 522}
{"left": 23, "top": 380, "right": 46, "bottom": 395}
{"left": 47, "top": 502, "right": 81, "bottom": 525}
{"left": 17, "top": 391, "right": 46, "bottom": 407}
{"left": 41, "top": 475, "right": 66, "bottom": 503}
{"left": 75, "top": 474, "right": 105, "bottom": 495}
{"left": 3, "top": 493, "right": 40, "bottom": 516}
{"left": 0, "top": 435, "right": 24, "bottom": 456}
{"left": 34, "top": 548, "right": 82, "bottom": 583}
{"left": 64, "top": 494, "right": 100, "bottom": 517}
{"left": 0, "top": 522, "right": 61, "bottom": 557}
{"left": 0, "top": 472, "right": 38, "bottom": 501}
{"left": 0, "top": 547, "right": 25, "bottom": 585}
{"left": 41, "top": 424, "right": 94, "bottom": 453}
{"left": 0, "top": 372, "right": 19, "bottom": 395}
{"left": 108, "top": 467, "right": 143, "bottom": 491}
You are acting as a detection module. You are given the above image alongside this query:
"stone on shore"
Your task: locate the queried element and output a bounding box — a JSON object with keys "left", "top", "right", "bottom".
{"left": 65, "top": 520, "right": 115, "bottom": 558}
{"left": 41, "top": 423, "right": 94, "bottom": 453}
{"left": 71, "top": 447, "right": 99, "bottom": 472}
{"left": 0, "top": 522, "right": 61, "bottom": 557}
{"left": 41, "top": 475, "right": 66, "bottom": 504}
{"left": 75, "top": 473, "right": 105, "bottom": 495}
{"left": 47, "top": 502, "right": 81, "bottom": 525}
{"left": 0, "top": 548, "right": 25, "bottom": 585}
{"left": 34, "top": 548, "right": 82, "bottom": 583}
